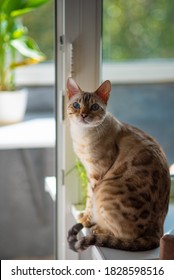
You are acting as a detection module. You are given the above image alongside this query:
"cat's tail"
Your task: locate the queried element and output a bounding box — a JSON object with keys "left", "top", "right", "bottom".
{"left": 67, "top": 223, "right": 159, "bottom": 252}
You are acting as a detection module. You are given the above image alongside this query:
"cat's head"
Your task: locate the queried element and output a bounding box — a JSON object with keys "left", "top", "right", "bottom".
{"left": 67, "top": 78, "right": 111, "bottom": 127}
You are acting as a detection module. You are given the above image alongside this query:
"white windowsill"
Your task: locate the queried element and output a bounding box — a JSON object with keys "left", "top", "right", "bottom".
{"left": 16, "top": 63, "right": 55, "bottom": 86}
{"left": 0, "top": 117, "right": 55, "bottom": 149}
{"left": 15, "top": 59, "right": 174, "bottom": 87}
{"left": 45, "top": 176, "right": 56, "bottom": 201}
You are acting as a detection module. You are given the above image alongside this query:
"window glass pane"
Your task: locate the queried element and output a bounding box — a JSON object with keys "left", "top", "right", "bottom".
{"left": 102, "top": 0, "right": 174, "bottom": 168}
{"left": 23, "top": 0, "right": 54, "bottom": 61}
{"left": 103, "top": 0, "right": 174, "bottom": 61}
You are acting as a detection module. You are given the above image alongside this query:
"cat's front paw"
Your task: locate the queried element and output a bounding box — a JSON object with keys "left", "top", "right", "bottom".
{"left": 78, "top": 212, "right": 92, "bottom": 227}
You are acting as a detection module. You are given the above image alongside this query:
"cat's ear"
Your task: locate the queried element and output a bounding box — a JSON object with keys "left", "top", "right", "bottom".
{"left": 67, "top": 78, "right": 81, "bottom": 99}
{"left": 95, "top": 80, "right": 111, "bottom": 104}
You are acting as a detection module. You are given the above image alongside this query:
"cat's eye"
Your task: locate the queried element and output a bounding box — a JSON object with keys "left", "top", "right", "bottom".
{"left": 73, "top": 102, "right": 80, "bottom": 109}
{"left": 91, "top": 103, "right": 99, "bottom": 111}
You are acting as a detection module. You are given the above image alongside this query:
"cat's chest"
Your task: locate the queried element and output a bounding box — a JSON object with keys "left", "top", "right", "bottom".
{"left": 71, "top": 128, "right": 117, "bottom": 187}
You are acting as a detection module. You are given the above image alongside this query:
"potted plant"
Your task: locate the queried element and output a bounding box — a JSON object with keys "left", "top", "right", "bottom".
{"left": 0, "top": 0, "right": 49, "bottom": 125}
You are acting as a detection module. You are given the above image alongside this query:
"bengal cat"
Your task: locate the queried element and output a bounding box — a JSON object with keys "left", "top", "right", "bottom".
{"left": 67, "top": 77, "right": 171, "bottom": 252}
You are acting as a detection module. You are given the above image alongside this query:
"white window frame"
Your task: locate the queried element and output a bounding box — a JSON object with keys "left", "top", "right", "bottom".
{"left": 55, "top": 0, "right": 101, "bottom": 260}
{"left": 16, "top": 59, "right": 174, "bottom": 87}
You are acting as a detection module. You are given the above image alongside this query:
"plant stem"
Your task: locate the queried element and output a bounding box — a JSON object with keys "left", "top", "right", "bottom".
{"left": 0, "top": 11, "right": 7, "bottom": 91}
{"left": 9, "top": 46, "right": 16, "bottom": 90}
{"left": 0, "top": 40, "right": 6, "bottom": 90}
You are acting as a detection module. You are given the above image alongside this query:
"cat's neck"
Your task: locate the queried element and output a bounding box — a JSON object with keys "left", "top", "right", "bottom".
{"left": 70, "top": 112, "right": 122, "bottom": 146}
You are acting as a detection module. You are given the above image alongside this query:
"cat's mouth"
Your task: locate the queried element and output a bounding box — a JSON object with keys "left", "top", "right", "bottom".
{"left": 74, "top": 115, "right": 103, "bottom": 127}
{"left": 79, "top": 117, "right": 102, "bottom": 127}
{"left": 80, "top": 118, "right": 90, "bottom": 124}
{"left": 77, "top": 116, "right": 94, "bottom": 126}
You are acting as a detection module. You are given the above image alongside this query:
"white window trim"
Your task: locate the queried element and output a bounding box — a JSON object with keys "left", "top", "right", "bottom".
{"left": 55, "top": 0, "right": 102, "bottom": 260}
{"left": 16, "top": 59, "right": 174, "bottom": 87}
{"left": 16, "top": 62, "right": 55, "bottom": 86}
{"left": 103, "top": 59, "right": 174, "bottom": 84}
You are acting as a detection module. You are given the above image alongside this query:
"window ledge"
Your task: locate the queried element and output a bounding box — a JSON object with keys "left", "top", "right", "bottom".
{"left": 102, "top": 59, "right": 174, "bottom": 84}
{"left": 0, "top": 116, "right": 55, "bottom": 149}
{"left": 16, "top": 63, "right": 55, "bottom": 86}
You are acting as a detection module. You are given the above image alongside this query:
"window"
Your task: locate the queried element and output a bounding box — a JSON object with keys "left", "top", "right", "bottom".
{"left": 16, "top": 0, "right": 54, "bottom": 86}
{"left": 23, "top": 0, "right": 54, "bottom": 61}
{"left": 103, "top": 0, "right": 174, "bottom": 61}
{"left": 102, "top": 0, "right": 174, "bottom": 167}
{"left": 102, "top": 0, "right": 174, "bottom": 83}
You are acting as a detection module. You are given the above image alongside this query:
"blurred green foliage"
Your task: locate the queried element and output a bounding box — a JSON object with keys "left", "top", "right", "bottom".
{"left": 103, "top": 0, "right": 174, "bottom": 61}
{"left": 76, "top": 160, "right": 88, "bottom": 206}
{"left": 65, "top": 159, "right": 88, "bottom": 206}
{"left": 22, "top": 0, "right": 174, "bottom": 62}
{"left": 23, "top": 0, "right": 54, "bottom": 61}
{"left": 170, "top": 177, "right": 174, "bottom": 203}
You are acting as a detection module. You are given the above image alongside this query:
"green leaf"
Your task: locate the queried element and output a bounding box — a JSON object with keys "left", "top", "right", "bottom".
{"left": 12, "top": 26, "right": 27, "bottom": 39}
{"left": 1, "top": 0, "right": 49, "bottom": 17}
{"left": 10, "top": 36, "right": 46, "bottom": 60}
{"left": 0, "top": 0, "right": 23, "bottom": 16}
{"left": 5, "top": 19, "right": 28, "bottom": 40}
{"left": 27, "top": 0, "right": 50, "bottom": 8}
{"left": 11, "top": 8, "right": 35, "bottom": 17}
{"left": 0, "top": 0, "right": 6, "bottom": 9}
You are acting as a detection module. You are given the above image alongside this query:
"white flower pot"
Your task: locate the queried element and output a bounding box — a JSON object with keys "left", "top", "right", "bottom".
{"left": 0, "top": 89, "right": 28, "bottom": 125}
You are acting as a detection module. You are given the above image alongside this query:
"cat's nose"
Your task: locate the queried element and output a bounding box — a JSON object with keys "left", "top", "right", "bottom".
{"left": 81, "top": 113, "right": 88, "bottom": 118}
